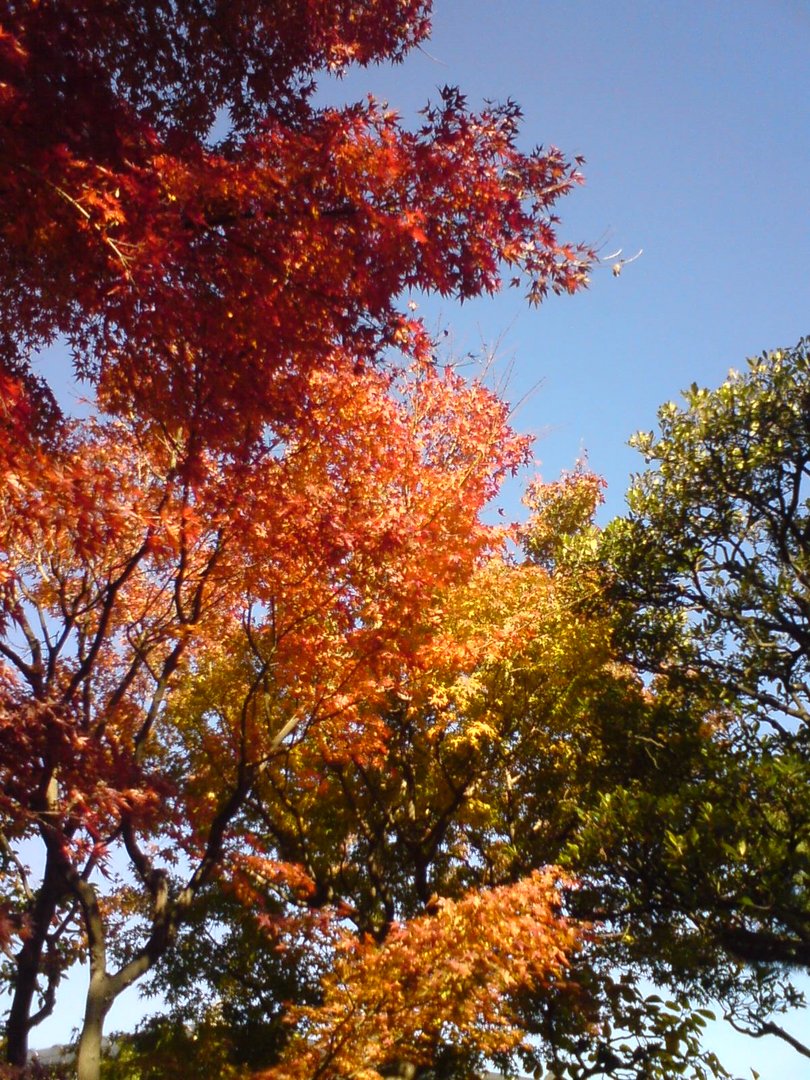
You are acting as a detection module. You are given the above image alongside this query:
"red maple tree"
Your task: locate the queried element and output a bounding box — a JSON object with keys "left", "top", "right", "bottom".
{"left": 0, "top": 4, "right": 591, "bottom": 1077}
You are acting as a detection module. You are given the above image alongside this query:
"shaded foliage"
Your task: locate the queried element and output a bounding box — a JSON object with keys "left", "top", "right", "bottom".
{"left": 597, "top": 341, "right": 810, "bottom": 1059}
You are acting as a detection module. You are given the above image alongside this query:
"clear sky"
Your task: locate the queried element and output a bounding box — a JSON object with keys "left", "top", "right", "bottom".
{"left": 23, "top": 3, "right": 810, "bottom": 1074}
{"left": 323, "top": 0, "right": 810, "bottom": 526}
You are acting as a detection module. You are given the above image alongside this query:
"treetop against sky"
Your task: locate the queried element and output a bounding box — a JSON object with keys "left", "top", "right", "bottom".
{"left": 2, "top": 3, "right": 809, "bottom": 1079}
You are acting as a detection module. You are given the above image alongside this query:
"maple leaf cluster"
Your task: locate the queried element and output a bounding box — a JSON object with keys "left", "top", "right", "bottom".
{"left": 263, "top": 872, "right": 580, "bottom": 1080}
{"left": 0, "top": 1, "right": 590, "bottom": 452}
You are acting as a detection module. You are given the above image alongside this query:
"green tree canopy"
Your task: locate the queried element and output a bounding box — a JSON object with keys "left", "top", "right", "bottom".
{"left": 597, "top": 341, "right": 810, "bottom": 1060}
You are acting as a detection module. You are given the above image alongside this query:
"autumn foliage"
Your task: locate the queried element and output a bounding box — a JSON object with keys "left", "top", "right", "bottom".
{"left": 263, "top": 873, "right": 580, "bottom": 1080}
{"left": 0, "top": 1, "right": 589, "bottom": 451}
{"left": 0, "top": 1, "right": 797, "bottom": 1067}
{"left": 0, "top": 3, "right": 594, "bottom": 1078}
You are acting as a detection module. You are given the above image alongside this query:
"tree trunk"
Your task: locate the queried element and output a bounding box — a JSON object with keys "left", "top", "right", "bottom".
{"left": 5, "top": 853, "right": 63, "bottom": 1068}
{"left": 72, "top": 871, "right": 168, "bottom": 1080}
{"left": 6, "top": 942, "right": 40, "bottom": 1068}
{"left": 73, "top": 875, "right": 114, "bottom": 1080}
{"left": 75, "top": 974, "right": 113, "bottom": 1080}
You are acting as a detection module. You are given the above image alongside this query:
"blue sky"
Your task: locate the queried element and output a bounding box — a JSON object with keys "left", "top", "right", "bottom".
{"left": 324, "top": 0, "right": 810, "bottom": 525}
{"left": 22, "top": 3, "right": 810, "bottom": 1074}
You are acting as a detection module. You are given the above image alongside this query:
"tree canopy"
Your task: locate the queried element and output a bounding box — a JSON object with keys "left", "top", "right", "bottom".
{"left": 0, "top": 0, "right": 589, "bottom": 452}
{"left": 0, "top": 3, "right": 594, "bottom": 1079}
{"left": 2, "top": 2, "right": 808, "bottom": 1078}
{"left": 599, "top": 341, "right": 810, "bottom": 1060}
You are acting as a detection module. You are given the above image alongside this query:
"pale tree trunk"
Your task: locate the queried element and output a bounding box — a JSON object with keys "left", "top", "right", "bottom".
{"left": 74, "top": 878, "right": 114, "bottom": 1080}
{"left": 71, "top": 770, "right": 252, "bottom": 1079}
{"left": 72, "top": 874, "right": 165, "bottom": 1080}
{"left": 76, "top": 973, "right": 114, "bottom": 1080}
